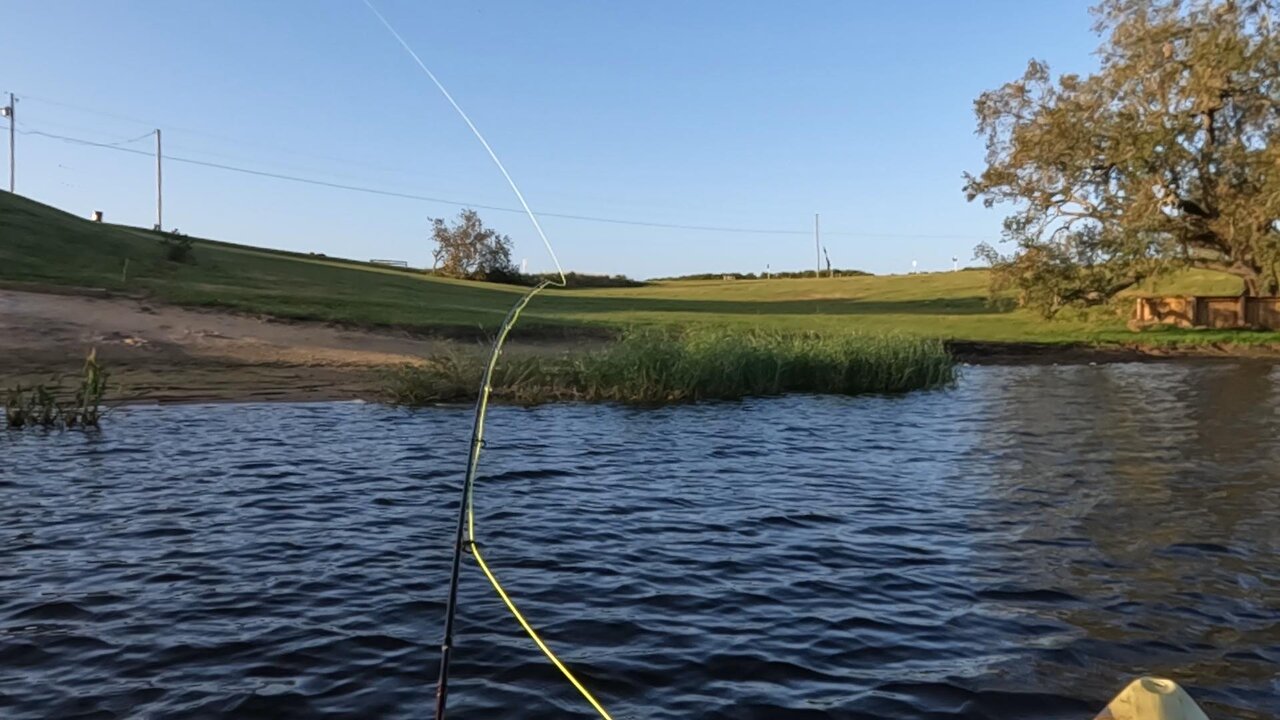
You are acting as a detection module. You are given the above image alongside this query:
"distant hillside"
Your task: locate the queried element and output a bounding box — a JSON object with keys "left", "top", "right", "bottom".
{"left": 654, "top": 269, "right": 872, "bottom": 281}
{"left": 0, "top": 191, "right": 540, "bottom": 331}
{"left": 0, "top": 192, "right": 1257, "bottom": 344}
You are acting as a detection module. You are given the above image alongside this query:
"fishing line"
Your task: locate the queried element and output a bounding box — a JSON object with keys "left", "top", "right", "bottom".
{"left": 360, "top": 2, "right": 613, "bottom": 719}
{"left": 19, "top": 119, "right": 991, "bottom": 240}
{"left": 362, "top": 0, "right": 565, "bottom": 280}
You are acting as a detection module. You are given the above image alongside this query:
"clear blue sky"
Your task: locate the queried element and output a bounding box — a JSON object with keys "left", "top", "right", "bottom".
{"left": 2, "top": 1, "right": 1100, "bottom": 278}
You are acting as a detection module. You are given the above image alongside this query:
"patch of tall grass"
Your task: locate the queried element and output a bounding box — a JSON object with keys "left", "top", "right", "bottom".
{"left": 5, "top": 350, "right": 110, "bottom": 429}
{"left": 385, "top": 329, "right": 955, "bottom": 405}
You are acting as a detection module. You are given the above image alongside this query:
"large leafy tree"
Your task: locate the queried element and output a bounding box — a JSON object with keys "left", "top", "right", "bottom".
{"left": 430, "top": 209, "right": 518, "bottom": 281}
{"left": 966, "top": 0, "right": 1280, "bottom": 315}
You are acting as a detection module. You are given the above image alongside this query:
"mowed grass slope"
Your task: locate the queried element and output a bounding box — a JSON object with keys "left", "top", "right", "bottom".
{"left": 2, "top": 192, "right": 1270, "bottom": 344}
{"left": 0, "top": 192, "right": 541, "bottom": 331}
{"left": 560, "top": 269, "right": 1253, "bottom": 342}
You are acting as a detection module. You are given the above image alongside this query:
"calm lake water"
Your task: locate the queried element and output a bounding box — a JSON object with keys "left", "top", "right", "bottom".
{"left": 2, "top": 364, "right": 1278, "bottom": 719}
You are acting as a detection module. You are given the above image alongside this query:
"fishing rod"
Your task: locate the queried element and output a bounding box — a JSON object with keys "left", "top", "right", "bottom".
{"left": 360, "top": 3, "right": 613, "bottom": 718}
{"left": 434, "top": 283, "right": 550, "bottom": 717}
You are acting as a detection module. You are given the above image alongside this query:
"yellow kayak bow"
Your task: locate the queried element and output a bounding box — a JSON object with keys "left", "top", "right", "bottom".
{"left": 1095, "top": 678, "right": 1211, "bottom": 720}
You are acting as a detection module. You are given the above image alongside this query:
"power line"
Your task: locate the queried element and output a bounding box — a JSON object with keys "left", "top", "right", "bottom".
{"left": 19, "top": 117, "right": 158, "bottom": 146}
{"left": 100, "top": 129, "right": 156, "bottom": 148}
{"left": 19, "top": 117, "right": 423, "bottom": 190}
{"left": 17, "top": 93, "right": 159, "bottom": 128}
{"left": 20, "top": 126, "right": 811, "bottom": 233}
{"left": 20, "top": 125, "right": 994, "bottom": 241}
{"left": 17, "top": 92, "right": 456, "bottom": 177}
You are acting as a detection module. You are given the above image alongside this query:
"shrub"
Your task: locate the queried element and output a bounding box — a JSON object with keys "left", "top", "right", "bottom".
{"left": 160, "top": 232, "right": 194, "bottom": 263}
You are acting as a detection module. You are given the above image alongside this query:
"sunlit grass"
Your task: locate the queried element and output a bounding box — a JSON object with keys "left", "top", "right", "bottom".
{"left": 385, "top": 328, "right": 956, "bottom": 405}
{"left": 6, "top": 191, "right": 1280, "bottom": 347}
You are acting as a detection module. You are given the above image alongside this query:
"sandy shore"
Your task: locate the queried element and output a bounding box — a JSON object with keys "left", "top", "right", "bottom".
{"left": 4, "top": 288, "right": 1277, "bottom": 406}
{"left": 0, "top": 288, "right": 462, "bottom": 404}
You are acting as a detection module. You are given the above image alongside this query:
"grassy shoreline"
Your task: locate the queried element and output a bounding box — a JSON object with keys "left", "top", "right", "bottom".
{"left": 7, "top": 192, "right": 1280, "bottom": 352}
{"left": 385, "top": 329, "right": 956, "bottom": 405}
{"left": 5, "top": 183, "right": 1277, "bottom": 415}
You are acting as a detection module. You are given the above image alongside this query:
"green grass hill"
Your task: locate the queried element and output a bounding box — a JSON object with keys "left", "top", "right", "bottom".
{"left": 1, "top": 191, "right": 1267, "bottom": 345}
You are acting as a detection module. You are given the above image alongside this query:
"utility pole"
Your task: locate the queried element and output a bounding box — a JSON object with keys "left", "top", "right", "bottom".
{"left": 814, "top": 213, "right": 821, "bottom": 278}
{"left": 2, "top": 93, "right": 15, "bottom": 193}
{"left": 154, "top": 129, "right": 163, "bottom": 230}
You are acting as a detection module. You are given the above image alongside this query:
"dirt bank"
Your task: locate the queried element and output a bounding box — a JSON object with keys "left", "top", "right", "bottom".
{"left": 4, "top": 288, "right": 1278, "bottom": 406}
{"left": 0, "top": 288, "right": 473, "bottom": 404}
{"left": 949, "top": 340, "right": 1280, "bottom": 364}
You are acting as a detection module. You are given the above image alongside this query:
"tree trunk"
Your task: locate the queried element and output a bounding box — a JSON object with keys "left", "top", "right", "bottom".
{"left": 1206, "top": 261, "right": 1269, "bottom": 297}
{"left": 1243, "top": 275, "right": 1261, "bottom": 297}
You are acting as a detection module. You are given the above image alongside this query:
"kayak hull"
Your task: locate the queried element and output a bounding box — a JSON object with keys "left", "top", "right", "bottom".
{"left": 1094, "top": 678, "right": 1210, "bottom": 720}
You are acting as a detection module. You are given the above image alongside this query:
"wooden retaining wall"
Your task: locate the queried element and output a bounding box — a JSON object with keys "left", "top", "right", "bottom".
{"left": 1134, "top": 296, "right": 1280, "bottom": 329}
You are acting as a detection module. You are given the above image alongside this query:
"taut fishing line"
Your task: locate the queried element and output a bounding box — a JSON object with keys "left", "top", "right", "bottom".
{"left": 360, "top": 2, "right": 614, "bottom": 719}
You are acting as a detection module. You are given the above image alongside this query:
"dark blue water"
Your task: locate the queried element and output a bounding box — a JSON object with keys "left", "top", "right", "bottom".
{"left": 1, "top": 364, "right": 1278, "bottom": 719}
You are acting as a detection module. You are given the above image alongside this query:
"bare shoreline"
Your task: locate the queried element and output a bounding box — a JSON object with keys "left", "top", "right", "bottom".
{"left": 3, "top": 288, "right": 1278, "bottom": 407}
{"left": 0, "top": 287, "right": 456, "bottom": 405}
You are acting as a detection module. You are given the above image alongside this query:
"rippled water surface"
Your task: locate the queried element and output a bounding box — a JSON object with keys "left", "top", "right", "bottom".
{"left": 2, "top": 363, "right": 1279, "bottom": 719}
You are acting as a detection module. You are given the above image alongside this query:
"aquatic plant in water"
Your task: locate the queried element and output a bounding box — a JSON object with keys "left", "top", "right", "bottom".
{"left": 5, "top": 350, "right": 110, "bottom": 429}
{"left": 386, "top": 328, "right": 956, "bottom": 405}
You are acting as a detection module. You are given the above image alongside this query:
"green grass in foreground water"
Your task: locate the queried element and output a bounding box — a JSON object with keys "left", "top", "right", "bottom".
{"left": 385, "top": 329, "right": 956, "bottom": 405}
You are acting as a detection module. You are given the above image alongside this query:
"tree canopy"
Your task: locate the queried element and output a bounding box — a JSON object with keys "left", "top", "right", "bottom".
{"left": 966, "top": 0, "right": 1280, "bottom": 314}
{"left": 430, "top": 209, "right": 517, "bottom": 281}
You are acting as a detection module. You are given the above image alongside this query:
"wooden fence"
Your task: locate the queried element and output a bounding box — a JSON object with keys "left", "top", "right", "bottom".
{"left": 1134, "top": 295, "right": 1280, "bottom": 329}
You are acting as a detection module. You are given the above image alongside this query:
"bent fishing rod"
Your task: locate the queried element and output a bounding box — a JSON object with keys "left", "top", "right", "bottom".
{"left": 361, "top": 2, "right": 615, "bottom": 718}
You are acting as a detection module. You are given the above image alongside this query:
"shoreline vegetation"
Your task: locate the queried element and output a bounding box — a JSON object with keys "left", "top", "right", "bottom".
{"left": 4, "top": 191, "right": 1279, "bottom": 347}
{"left": 5, "top": 350, "right": 108, "bottom": 428}
{"left": 384, "top": 329, "right": 956, "bottom": 405}
{"left": 6, "top": 191, "right": 1280, "bottom": 409}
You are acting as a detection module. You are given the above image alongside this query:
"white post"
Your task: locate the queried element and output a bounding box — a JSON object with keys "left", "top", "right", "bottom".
{"left": 155, "top": 129, "right": 163, "bottom": 230}
{"left": 6, "top": 93, "right": 15, "bottom": 193}
{"left": 814, "top": 213, "right": 821, "bottom": 278}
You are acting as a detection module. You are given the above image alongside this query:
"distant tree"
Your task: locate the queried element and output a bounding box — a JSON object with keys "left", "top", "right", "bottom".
{"left": 966, "top": 0, "right": 1280, "bottom": 315}
{"left": 430, "top": 209, "right": 517, "bottom": 281}
{"left": 541, "top": 272, "right": 646, "bottom": 289}
{"left": 651, "top": 269, "right": 870, "bottom": 281}
{"left": 159, "top": 232, "right": 194, "bottom": 263}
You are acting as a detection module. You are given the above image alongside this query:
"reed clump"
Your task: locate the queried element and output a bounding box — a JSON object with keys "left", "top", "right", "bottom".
{"left": 385, "top": 328, "right": 955, "bottom": 405}
{"left": 5, "top": 350, "right": 110, "bottom": 429}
